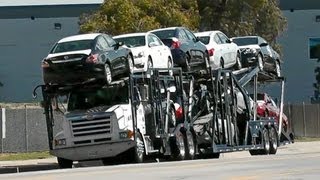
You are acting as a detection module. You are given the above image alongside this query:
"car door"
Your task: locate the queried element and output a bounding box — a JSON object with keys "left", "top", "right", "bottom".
{"left": 211, "top": 33, "right": 224, "bottom": 64}
{"left": 151, "top": 34, "right": 169, "bottom": 68}
{"left": 184, "top": 28, "right": 205, "bottom": 65}
{"left": 258, "top": 37, "right": 273, "bottom": 61}
{"left": 103, "top": 35, "right": 127, "bottom": 75}
{"left": 147, "top": 34, "right": 162, "bottom": 68}
{"left": 217, "top": 32, "right": 234, "bottom": 65}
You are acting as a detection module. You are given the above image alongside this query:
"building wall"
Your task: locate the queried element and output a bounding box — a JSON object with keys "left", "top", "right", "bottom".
{"left": 278, "top": 10, "right": 320, "bottom": 103}
{"left": 0, "top": 17, "right": 79, "bottom": 102}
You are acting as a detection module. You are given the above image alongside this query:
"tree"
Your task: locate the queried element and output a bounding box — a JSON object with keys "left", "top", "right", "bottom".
{"left": 197, "top": 0, "right": 286, "bottom": 50}
{"left": 79, "top": 0, "right": 200, "bottom": 35}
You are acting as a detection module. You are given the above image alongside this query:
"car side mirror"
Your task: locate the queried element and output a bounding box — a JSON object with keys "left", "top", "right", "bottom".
{"left": 149, "top": 42, "right": 157, "bottom": 47}
{"left": 259, "top": 42, "right": 268, "bottom": 47}
{"left": 226, "top": 39, "right": 231, "bottom": 43}
{"left": 116, "top": 42, "right": 124, "bottom": 49}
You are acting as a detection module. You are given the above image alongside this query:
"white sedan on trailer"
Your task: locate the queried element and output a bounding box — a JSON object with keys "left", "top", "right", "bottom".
{"left": 195, "top": 31, "right": 241, "bottom": 70}
{"left": 114, "top": 32, "right": 173, "bottom": 71}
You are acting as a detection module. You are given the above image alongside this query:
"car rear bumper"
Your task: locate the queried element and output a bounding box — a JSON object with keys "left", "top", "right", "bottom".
{"left": 50, "top": 140, "right": 135, "bottom": 161}
{"left": 42, "top": 64, "right": 104, "bottom": 85}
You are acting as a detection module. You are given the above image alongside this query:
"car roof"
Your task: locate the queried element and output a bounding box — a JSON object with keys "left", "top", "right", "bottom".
{"left": 113, "top": 32, "right": 147, "bottom": 39}
{"left": 58, "top": 33, "right": 101, "bottom": 43}
{"left": 231, "top": 36, "right": 259, "bottom": 39}
{"left": 194, "top": 31, "right": 221, "bottom": 36}
{"left": 150, "top": 27, "right": 180, "bottom": 32}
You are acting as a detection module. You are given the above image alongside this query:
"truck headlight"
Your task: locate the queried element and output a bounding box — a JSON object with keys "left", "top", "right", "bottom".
{"left": 119, "top": 130, "right": 134, "bottom": 139}
{"left": 54, "top": 138, "right": 66, "bottom": 146}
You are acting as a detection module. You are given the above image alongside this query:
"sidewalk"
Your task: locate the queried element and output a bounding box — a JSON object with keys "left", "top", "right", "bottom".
{"left": 0, "top": 157, "right": 57, "bottom": 167}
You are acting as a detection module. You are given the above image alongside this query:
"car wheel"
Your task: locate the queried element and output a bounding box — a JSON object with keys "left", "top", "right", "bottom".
{"left": 220, "top": 58, "right": 224, "bottom": 69}
{"left": 173, "top": 131, "right": 186, "bottom": 161}
{"left": 169, "top": 106, "right": 176, "bottom": 127}
{"left": 257, "top": 53, "right": 264, "bottom": 70}
{"left": 147, "top": 57, "right": 153, "bottom": 70}
{"left": 275, "top": 61, "right": 281, "bottom": 77}
{"left": 168, "top": 58, "right": 173, "bottom": 76}
{"left": 184, "top": 53, "right": 191, "bottom": 72}
{"left": 128, "top": 54, "right": 134, "bottom": 74}
{"left": 234, "top": 53, "right": 242, "bottom": 70}
{"left": 57, "top": 157, "right": 73, "bottom": 168}
{"left": 185, "top": 132, "right": 195, "bottom": 160}
{"left": 269, "top": 127, "right": 278, "bottom": 155}
{"left": 133, "top": 133, "right": 145, "bottom": 163}
{"left": 104, "top": 64, "right": 112, "bottom": 84}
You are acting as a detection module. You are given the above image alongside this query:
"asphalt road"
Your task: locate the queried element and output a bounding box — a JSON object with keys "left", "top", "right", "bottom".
{"left": 1, "top": 141, "right": 320, "bottom": 180}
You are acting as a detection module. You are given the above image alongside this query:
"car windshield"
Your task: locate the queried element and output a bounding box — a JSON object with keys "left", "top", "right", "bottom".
{"left": 114, "top": 36, "right": 145, "bottom": 48}
{"left": 152, "top": 30, "right": 176, "bottom": 39}
{"left": 50, "top": 40, "right": 93, "bottom": 53}
{"left": 197, "top": 36, "right": 210, "bottom": 45}
{"left": 67, "top": 86, "right": 129, "bottom": 111}
{"left": 232, "top": 37, "right": 258, "bottom": 46}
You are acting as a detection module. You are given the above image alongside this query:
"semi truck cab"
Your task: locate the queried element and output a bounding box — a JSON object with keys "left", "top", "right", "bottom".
{"left": 50, "top": 83, "right": 146, "bottom": 167}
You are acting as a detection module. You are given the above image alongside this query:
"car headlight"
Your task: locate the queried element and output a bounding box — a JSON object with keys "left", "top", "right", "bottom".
{"left": 244, "top": 48, "right": 257, "bottom": 54}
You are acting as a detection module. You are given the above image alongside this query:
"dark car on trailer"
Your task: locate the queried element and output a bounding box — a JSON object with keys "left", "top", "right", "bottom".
{"left": 150, "top": 27, "right": 208, "bottom": 72}
{"left": 42, "top": 33, "right": 134, "bottom": 85}
{"left": 231, "top": 36, "right": 281, "bottom": 77}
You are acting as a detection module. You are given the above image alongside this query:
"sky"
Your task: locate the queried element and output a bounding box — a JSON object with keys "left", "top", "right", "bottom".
{"left": 0, "top": 0, "right": 103, "bottom": 6}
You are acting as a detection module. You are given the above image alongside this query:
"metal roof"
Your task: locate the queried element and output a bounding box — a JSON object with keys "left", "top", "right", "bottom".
{"left": 0, "top": 0, "right": 103, "bottom": 7}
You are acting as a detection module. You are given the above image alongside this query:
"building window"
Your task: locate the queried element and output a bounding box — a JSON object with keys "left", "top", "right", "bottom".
{"left": 309, "top": 38, "right": 320, "bottom": 60}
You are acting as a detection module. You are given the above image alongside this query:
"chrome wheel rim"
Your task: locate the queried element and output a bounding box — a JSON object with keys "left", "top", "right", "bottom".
{"left": 177, "top": 134, "right": 185, "bottom": 158}
{"left": 128, "top": 56, "right": 134, "bottom": 73}
{"left": 276, "top": 62, "right": 281, "bottom": 77}
{"left": 187, "top": 134, "right": 195, "bottom": 157}
{"left": 104, "top": 64, "right": 112, "bottom": 83}
{"left": 258, "top": 55, "right": 263, "bottom": 70}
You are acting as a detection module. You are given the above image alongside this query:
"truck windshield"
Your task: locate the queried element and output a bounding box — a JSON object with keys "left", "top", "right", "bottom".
{"left": 67, "top": 86, "right": 129, "bottom": 111}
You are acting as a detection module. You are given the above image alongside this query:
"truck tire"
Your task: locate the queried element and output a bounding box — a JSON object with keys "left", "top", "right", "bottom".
{"left": 269, "top": 127, "right": 278, "bottom": 154}
{"left": 185, "top": 132, "right": 195, "bottom": 160}
{"left": 173, "top": 131, "right": 186, "bottom": 161}
{"left": 57, "top": 157, "right": 73, "bottom": 168}
{"left": 261, "top": 128, "right": 270, "bottom": 155}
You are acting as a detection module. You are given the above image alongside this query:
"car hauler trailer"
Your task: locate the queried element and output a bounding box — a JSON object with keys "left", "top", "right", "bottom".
{"left": 33, "top": 64, "right": 293, "bottom": 168}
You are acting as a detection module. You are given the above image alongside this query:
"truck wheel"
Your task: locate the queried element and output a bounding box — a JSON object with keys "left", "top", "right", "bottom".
{"left": 249, "top": 150, "right": 260, "bottom": 156}
{"left": 185, "top": 132, "right": 195, "bottom": 160}
{"left": 57, "top": 157, "right": 73, "bottom": 168}
{"left": 269, "top": 127, "right": 278, "bottom": 155}
{"left": 134, "top": 133, "right": 145, "bottom": 163}
{"left": 173, "top": 131, "right": 186, "bottom": 161}
{"left": 261, "top": 128, "right": 270, "bottom": 155}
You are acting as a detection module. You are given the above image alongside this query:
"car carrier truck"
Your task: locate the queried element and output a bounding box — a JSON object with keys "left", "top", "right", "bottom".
{"left": 33, "top": 65, "right": 293, "bottom": 168}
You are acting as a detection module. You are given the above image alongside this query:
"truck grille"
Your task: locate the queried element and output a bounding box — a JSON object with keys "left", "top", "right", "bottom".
{"left": 71, "top": 117, "right": 111, "bottom": 137}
